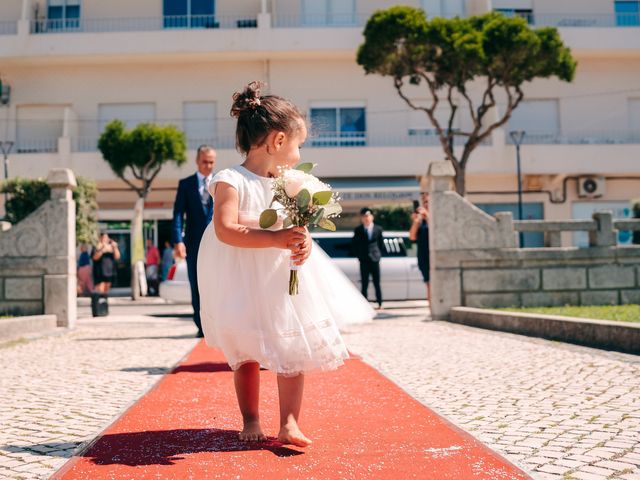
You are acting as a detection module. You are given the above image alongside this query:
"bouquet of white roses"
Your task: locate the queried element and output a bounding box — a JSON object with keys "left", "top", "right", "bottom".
{"left": 259, "top": 162, "right": 342, "bottom": 295}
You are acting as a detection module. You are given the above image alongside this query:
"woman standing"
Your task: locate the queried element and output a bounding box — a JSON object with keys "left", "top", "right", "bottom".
{"left": 409, "top": 192, "right": 430, "bottom": 304}
{"left": 92, "top": 232, "right": 121, "bottom": 294}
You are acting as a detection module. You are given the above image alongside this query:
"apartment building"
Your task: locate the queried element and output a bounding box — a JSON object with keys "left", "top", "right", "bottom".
{"left": 0, "top": 0, "right": 639, "bottom": 268}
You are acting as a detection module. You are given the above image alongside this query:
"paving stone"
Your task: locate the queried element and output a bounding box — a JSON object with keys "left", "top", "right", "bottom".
{"left": 343, "top": 309, "right": 640, "bottom": 480}
{"left": 0, "top": 305, "right": 199, "bottom": 479}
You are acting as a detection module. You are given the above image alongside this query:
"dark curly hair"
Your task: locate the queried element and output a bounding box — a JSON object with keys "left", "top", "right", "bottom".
{"left": 230, "top": 81, "right": 305, "bottom": 155}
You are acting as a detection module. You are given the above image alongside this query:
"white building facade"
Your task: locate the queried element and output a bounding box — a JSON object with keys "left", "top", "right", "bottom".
{"left": 0, "top": 0, "right": 639, "bottom": 256}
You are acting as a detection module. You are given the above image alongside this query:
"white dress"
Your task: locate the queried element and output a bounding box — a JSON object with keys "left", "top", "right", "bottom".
{"left": 197, "top": 165, "right": 375, "bottom": 376}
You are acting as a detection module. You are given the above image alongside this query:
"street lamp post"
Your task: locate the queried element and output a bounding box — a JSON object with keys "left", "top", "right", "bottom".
{"left": 1, "top": 140, "right": 14, "bottom": 213}
{"left": 509, "top": 130, "right": 526, "bottom": 247}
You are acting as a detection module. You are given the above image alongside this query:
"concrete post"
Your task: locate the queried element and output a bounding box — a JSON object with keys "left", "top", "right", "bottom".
{"left": 589, "top": 211, "right": 616, "bottom": 247}
{"left": 44, "top": 168, "right": 77, "bottom": 328}
{"left": 428, "top": 161, "right": 462, "bottom": 320}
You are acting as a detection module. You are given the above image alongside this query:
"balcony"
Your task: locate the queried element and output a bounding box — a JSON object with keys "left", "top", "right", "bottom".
{"left": 272, "top": 12, "right": 368, "bottom": 28}
{"left": 521, "top": 12, "right": 639, "bottom": 28}
{"left": 0, "top": 21, "right": 17, "bottom": 35}
{"left": 505, "top": 131, "right": 640, "bottom": 145}
{"left": 29, "top": 14, "right": 260, "bottom": 34}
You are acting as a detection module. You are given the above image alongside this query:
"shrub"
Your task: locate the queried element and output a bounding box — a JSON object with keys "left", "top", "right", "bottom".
{"left": 372, "top": 204, "right": 414, "bottom": 231}
{"left": 1, "top": 175, "right": 99, "bottom": 245}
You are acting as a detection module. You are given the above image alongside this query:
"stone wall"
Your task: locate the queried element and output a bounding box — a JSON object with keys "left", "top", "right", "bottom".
{"left": 428, "top": 161, "right": 640, "bottom": 320}
{"left": 0, "top": 169, "right": 77, "bottom": 327}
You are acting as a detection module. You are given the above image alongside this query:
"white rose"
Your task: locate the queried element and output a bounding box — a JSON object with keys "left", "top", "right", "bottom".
{"left": 300, "top": 178, "right": 329, "bottom": 197}
{"left": 283, "top": 169, "right": 310, "bottom": 198}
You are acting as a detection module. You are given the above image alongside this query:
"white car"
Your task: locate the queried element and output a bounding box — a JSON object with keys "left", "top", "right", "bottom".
{"left": 312, "top": 231, "right": 426, "bottom": 300}
{"left": 159, "top": 259, "right": 191, "bottom": 304}
{"left": 159, "top": 231, "right": 426, "bottom": 303}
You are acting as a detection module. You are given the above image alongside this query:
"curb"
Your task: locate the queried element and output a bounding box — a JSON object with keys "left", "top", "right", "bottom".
{"left": 449, "top": 307, "right": 640, "bottom": 355}
{"left": 0, "top": 314, "right": 59, "bottom": 341}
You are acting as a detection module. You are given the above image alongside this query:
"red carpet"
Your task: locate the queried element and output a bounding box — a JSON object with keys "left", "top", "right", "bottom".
{"left": 52, "top": 341, "right": 530, "bottom": 479}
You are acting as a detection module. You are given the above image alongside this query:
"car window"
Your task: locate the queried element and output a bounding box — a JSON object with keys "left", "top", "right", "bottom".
{"left": 313, "top": 235, "right": 414, "bottom": 258}
{"left": 313, "top": 238, "right": 354, "bottom": 258}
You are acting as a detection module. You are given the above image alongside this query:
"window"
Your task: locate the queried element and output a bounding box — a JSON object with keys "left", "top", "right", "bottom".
{"left": 47, "top": 0, "right": 80, "bottom": 31}
{"left": 302, "top": 0, "right": 356, "bottom": 26}
{"left": 309, "top": 104, "right": 366, "bottom": 147}
{"left": 183, "top": 102, "right": 216, "bottom": 149}
{"left": 163, "top": 0, "right": 216, "bottom": 28}
{"left": 615, "top": 1, "right": 640, "bottom": 26}
{"left": 421, "top": 0, "right": 465, "bottom": 17}
{"left": 98, "top": 103, "right": 156, "bottom": 132}
{"left": 407, "top": 102, "right": 454, "bottom": 137}
{"left": 16, "top": 105, "right": 66, "bottom": 153}
{"left": 507, "top": 99, "right": 559, "bottom": 143}
{"left": 494, "top": 8, "right": 533, "bottom": 23}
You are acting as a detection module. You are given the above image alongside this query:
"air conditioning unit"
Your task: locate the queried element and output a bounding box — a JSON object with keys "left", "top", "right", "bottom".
{"left": 577, "top": 176, "right": 605, "bottom": 198}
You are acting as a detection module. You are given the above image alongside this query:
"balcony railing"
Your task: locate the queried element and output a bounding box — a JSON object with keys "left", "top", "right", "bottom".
{"left": 505, "top": 131, "right": 640, "bottom": 145}
{"left": 0, "top": 21, "right": 17, "bottom": 35}
{"left": 30, "top": 15, "right": 258, "bottom": 34}
{"left": 15, "top": 138, "right": 58, "bottom": 153}
{"left": 272, "top": 12, "right": 368, "bottom": 28}
{"left": 522, "top": 12, "right": 639, "bottom": 28}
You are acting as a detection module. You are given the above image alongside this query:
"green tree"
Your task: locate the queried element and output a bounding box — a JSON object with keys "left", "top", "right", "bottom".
{"left": 357, "top": 7, "right": 576, "bottom": 195}
{"left": 98, "top": 121, "right": 186, "bottom": 299}
{"left": 1, "top": 175, "right": 98, "bottom": 245}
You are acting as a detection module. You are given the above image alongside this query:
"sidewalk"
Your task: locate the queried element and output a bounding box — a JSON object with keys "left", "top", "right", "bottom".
{"left": 51, "top": 339, "right": 530, "bottom": 479}
{"left": 0, "top": 302, "right": 199, "bottom": 480}
{"left": 0, "top": 301, "right": 638, "bottom": 479}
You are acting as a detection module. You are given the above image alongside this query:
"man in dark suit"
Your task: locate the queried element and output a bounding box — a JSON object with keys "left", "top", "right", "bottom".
{"left": 172, "top": 145, "right": 216, "bottom": 337}
{"left": 351, "top": 207, "right": 384, "bottom": 309}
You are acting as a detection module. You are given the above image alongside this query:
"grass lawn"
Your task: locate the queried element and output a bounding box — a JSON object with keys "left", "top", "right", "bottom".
{"left": 501, "top": 305, "right": 640, "bottom": 323}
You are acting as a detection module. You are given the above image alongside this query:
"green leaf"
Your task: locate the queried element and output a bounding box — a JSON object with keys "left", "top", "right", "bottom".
{"left": 294, "top": 162, "right": 315, "bottom": 173}
{"left": 312, "top": 191, "right": 332, "bottom": 206}
{"left": 259, "top": 209, "right": 278, "bottom": 229}
{"left": 318, "top": 218, "right": 336, "bottom": 231}
{"left": 283, "top": 216, "right": 293, "bottom": 228}
{"left": 310, "top": 208, "right": 325, "bottom": 225}
{"left": 296, "top": 189, "right": 311, "bottom": 212}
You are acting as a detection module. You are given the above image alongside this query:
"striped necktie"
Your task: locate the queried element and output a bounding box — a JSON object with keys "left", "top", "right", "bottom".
{"left": 201, "top": 176, "right": 210, "bottom": 207}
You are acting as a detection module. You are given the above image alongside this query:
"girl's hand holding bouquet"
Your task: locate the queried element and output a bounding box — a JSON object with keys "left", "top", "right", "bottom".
{"left": 259, "top": 162, "right": 342, "bottom": 295}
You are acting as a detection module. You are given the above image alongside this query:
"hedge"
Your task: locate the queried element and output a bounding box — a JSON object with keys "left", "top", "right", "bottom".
{"left": 1, "top": 175, "right": 99, "bottom": 245}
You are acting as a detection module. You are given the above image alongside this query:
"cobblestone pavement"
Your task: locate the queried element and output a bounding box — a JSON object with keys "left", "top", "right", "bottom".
{"left": 0, "top": 302, "right": 199, "bottom": 480}
{"left": 342, "top": 302, "right": 640, "bottom": 480}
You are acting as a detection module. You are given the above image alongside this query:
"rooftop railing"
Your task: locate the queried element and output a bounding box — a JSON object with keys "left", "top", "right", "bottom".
{"left": 272, "top": 12, "right": 368, "bottom": 28}
{"left": 30, "top": 14, "right": 258, "bottom": 34}
{"left": 15, "top": 138, "right": 59, "bottom": 154}
{"left": 0, "top": 21, "right": 17, "bottom": 35}
{"left": 522, "top": 12, "right": 639, "bottom": 28}
{"left": 505, "top": 131, "right": 640, "bottom": 145}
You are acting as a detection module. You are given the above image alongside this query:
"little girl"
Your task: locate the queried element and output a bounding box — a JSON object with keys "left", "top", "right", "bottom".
{"left": 197, "top": 81, "right": 374, "bottom": 447}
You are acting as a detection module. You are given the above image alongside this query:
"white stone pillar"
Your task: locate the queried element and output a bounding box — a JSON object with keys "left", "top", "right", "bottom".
{"left": 44, "top": 168, "right": 77, "bottom": 328}
{"left": 428, "top": 161, "right": 462, "bottom": 320}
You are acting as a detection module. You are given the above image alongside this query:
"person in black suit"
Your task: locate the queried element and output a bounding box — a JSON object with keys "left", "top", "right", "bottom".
{"left": 352, "top": 207, "right": 384, "bottom": 309}
{"left": 172, "top": 145, "right": 216, "bottom": 337}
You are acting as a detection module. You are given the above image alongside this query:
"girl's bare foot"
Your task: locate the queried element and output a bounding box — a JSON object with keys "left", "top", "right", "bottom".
{"left": 239, "top": 420, "right": 267, "bottom": 442}
{"left": 278, "top": 423, "right": 312, "bottom": 447}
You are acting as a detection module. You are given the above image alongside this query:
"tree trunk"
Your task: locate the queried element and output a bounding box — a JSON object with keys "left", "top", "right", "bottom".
{"left": 130, "top": 196, "right": 146, "bottom": 300}
{"left": 454, "top": 170, "right": 466, "bottom": 196}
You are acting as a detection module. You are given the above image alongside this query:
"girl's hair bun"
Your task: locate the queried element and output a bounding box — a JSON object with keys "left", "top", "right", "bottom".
{"left": 230, "top": 81, "right": 264, "bottom": 118}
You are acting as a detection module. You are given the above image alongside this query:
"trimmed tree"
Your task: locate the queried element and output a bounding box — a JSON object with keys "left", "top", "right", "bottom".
{"left": 98, "top": 121, "right": 186, "bottom": 299}
{"left": 357, "top": 7, "right": 577, "bottom": 195}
